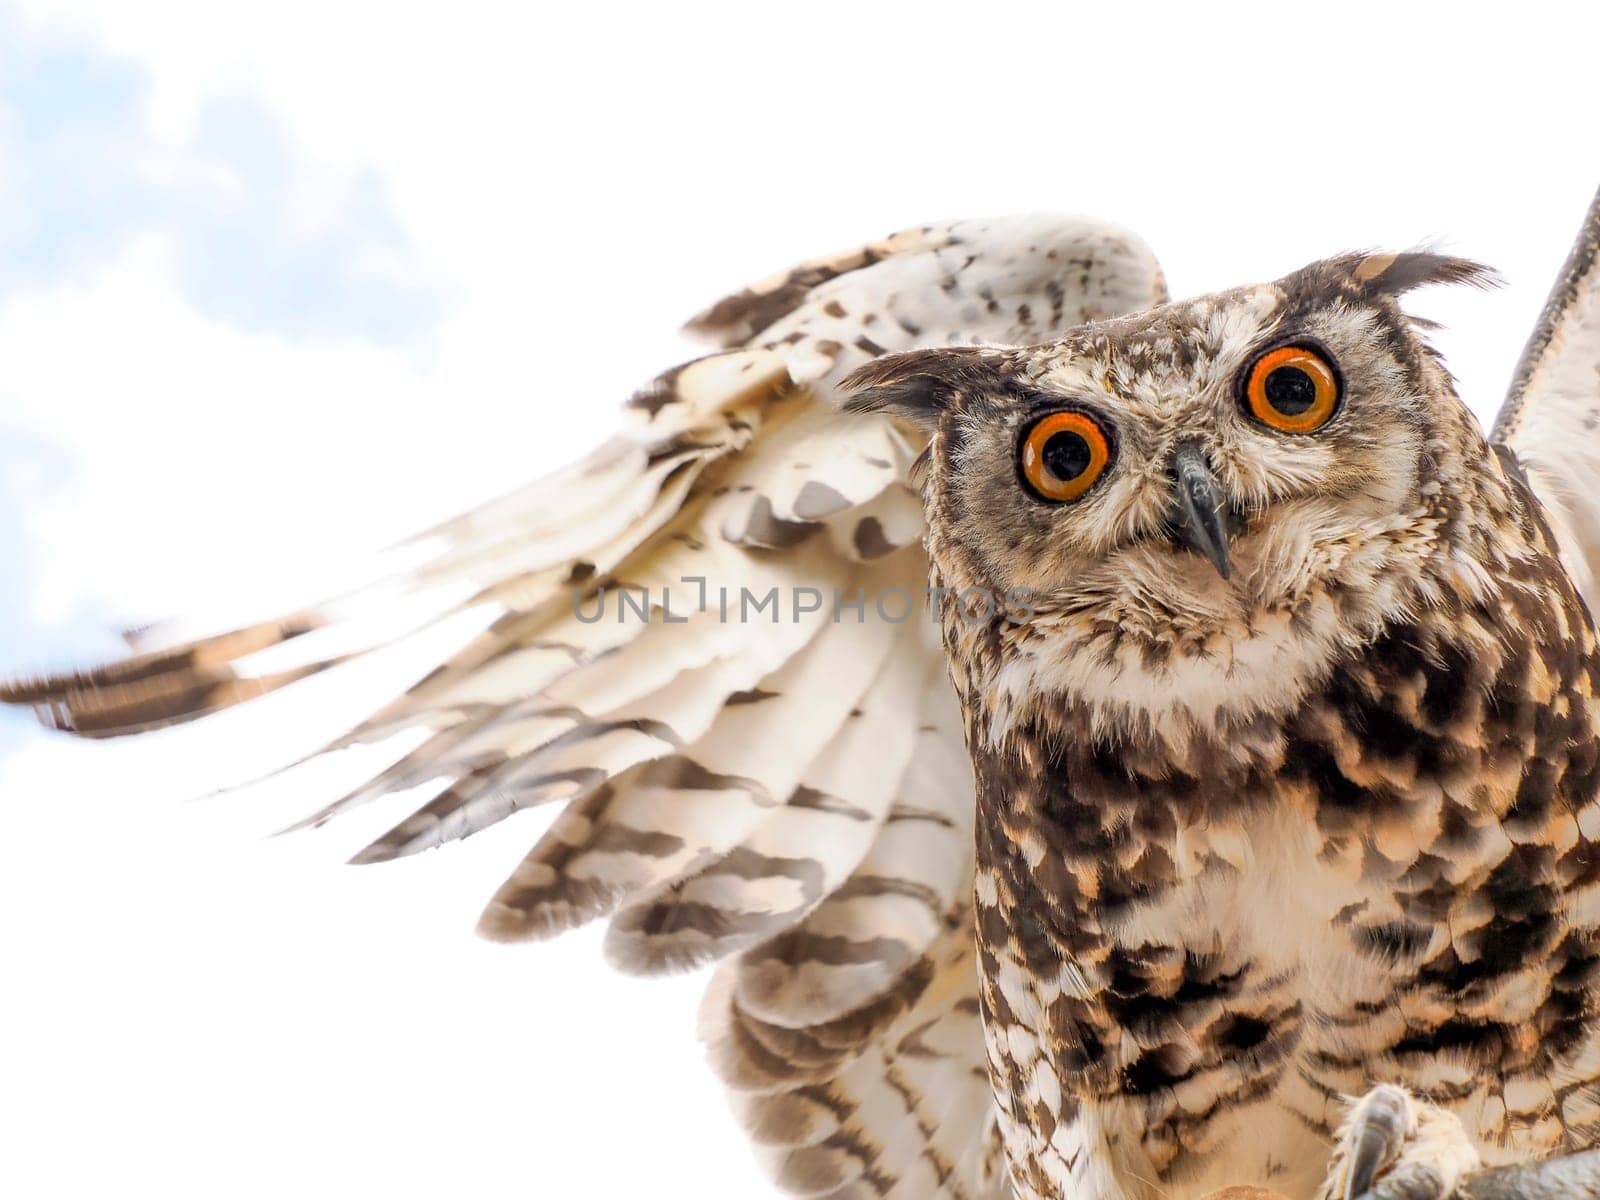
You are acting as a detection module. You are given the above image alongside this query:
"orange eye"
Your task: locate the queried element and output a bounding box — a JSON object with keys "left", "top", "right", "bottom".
{"left": 1020, "top": 411, "right": 1111, "bottom": 503}
{"left": 1244, "top": 345, "right": 1340, "bottom": 433}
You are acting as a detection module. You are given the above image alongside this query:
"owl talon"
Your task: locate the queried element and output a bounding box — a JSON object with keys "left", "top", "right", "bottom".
{"left": 1345, "top": 1087, "right": 1408, "bottom": 1199}
{"left": 1318, "top": 1085, "right": 1479, "bottom": 1200}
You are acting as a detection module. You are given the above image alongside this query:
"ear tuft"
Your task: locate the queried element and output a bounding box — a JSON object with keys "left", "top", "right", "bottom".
{"left": 841, "top": 346, "right": 1005, "bottom": 431}
{"left": 1345, "top": 249, "right": 1503, "bottom": 296}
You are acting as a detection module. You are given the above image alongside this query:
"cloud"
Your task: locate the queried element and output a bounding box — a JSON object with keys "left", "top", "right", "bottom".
{"left": 0, "top": 6, "right": 446, "bottom": 348}
{"left": 0, "top": 5, "right": 452, "bottom": 751}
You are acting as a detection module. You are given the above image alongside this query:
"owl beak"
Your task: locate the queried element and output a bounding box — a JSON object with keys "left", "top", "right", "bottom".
{"left": 1168, "top": 445, "right": 1232, "bottom": 580}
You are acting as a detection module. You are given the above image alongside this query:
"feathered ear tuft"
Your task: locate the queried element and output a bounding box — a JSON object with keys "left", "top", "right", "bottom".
{"left": 1284, "top": 249, "right": 1503, "bottom": 306}
{"left": 1346, "top": 249, "right": 1503, "bottom": 296}
{"left": 841, "top": 346, "right": 1006, "bottom": 431}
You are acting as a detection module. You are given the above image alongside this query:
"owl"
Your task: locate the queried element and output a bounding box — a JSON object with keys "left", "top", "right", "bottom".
{"left": 7, "top": 192, "right": 1600, "bottom": 1200}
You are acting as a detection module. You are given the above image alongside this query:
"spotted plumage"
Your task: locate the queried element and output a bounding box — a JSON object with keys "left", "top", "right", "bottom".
{"left": 7, "top": 194, "right": 1600, "bottom": 1200}
{"left": 845, "top": 208, "right": 1600, "bottom": 1199}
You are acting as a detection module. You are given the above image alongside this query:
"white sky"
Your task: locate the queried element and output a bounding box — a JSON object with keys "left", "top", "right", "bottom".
{"left": 2, "top": 3, "right": 1599, "bottom": 1197}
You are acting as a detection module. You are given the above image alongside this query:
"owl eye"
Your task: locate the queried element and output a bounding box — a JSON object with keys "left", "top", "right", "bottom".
{"left": 1243, "top": 345, "right": 1340, "bottom": 433}
{"left": 1019, "top": 411, "right": 1111, "bottom": 503}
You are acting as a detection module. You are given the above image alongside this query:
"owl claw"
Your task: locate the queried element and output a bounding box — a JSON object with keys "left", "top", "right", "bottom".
{"left": 1344, "top": 1085, "right": 1410, "bottom": 1199}
{"left": 1318, "top": 1085, "right": 1479, "bottom": 1200}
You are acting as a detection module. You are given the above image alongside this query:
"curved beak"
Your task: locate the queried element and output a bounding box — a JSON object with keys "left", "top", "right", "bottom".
{"left": 1168, "top": 445, "right": 1232, "bottom": 579}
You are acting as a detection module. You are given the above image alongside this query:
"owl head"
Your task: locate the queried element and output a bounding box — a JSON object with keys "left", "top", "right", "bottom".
{"left": 843, "top": 252, "right": 1503, "bottom": 739}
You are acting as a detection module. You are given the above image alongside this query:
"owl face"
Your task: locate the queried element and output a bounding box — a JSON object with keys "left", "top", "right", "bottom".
{"left": 845, "top": 253, "right": 1497, "bottom": 729}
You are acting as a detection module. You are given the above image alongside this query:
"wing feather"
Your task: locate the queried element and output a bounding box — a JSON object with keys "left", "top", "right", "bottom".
{"left": 735, "top": 680, "right": 972, "bottom": 1030}
{"left": 604, "top": 615, "right": 933, "bottom": 973}
{"left": 1491, "top": 183, "right": 1600, "bottom": 608}
{"left": 478, "top": 552, "right": 905, "bottom": 948}
{"left": 708, "top": 920, "right": 998, "bottom": 1200}
{"left": 3, "top": 213, "right": 1169, "bottom": 1199}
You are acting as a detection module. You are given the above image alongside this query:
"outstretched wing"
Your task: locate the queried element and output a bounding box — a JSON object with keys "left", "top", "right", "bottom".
{"left": 1492, "top": 184, "right": 1600, "bottom": 608}
{"left": 1, "top": 215, "right": 1166, "bottom": 1199}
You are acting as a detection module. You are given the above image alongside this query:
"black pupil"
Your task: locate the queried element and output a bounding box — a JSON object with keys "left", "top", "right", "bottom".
{"left": 1041, "top": 431, "right": 1092, "bottom": 481}
{"left": 1264, "top": 365, "right": 1316, "bottom": 415}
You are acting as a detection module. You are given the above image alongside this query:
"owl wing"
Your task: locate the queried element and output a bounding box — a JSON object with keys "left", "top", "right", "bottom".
{"left": 0, "top": 215, "right": 1166, "bottom": 1200}
{"left": 1491, "top": 184, "right": 1600, "bottom": 607}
